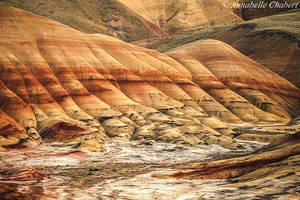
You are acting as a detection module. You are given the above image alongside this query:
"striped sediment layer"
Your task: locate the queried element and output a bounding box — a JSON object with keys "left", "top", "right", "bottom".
{"left": 0, "top": 4, "right": 299, "bottom": 151}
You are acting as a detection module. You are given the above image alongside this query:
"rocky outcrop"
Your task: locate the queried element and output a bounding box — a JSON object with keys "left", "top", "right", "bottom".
{"left": 0, "top": 5, "right": 299, "bottom": 151}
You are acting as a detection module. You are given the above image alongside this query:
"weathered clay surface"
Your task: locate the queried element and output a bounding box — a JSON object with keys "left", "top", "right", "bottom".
{"left": 2, "top": 0, "right": 243, "bottom": 41}
{"left": 167, "top": 39, "right": 300, "bottom": 121}
{"left": 213, "top": 10, "right": 300, "bottom": 88}
{"left": 0, "top": 129, "right": 298, "bottom": 199}
{"left": 0, "top": 5, "right": 299, "bottom": 152}
{"left": 116, "top": 0, "right": 243, "bottom": 33}
{"left": 167, "top": 132, "right": 300, "bottom": 179}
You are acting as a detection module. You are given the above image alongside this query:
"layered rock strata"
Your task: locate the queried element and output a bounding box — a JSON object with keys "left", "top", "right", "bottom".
{"left": 213, "top": 10, "right": 300, "bottom": 88}
{"left": 0, "top": 5, "right": 299, "bottom": 151}
{"left": 166, "top": 132, "right": 300, "bottom": 180}
{"left": 167, "top": 39, "right": 300, "bottom": 121}
{"left": 2, "top": 0, "right": 243, "bottom": 40}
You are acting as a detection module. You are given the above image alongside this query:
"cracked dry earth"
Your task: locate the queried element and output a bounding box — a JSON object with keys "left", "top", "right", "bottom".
{"left": 0, "top": 127, "right": 299, "bottom": 200}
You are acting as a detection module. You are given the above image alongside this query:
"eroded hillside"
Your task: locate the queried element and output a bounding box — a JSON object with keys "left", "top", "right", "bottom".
{"left": 2, "top": 0, "right": 243, "bottom": 41}
{"left": 213, "top": 10, "right": 300, "bottom": 88}
{"left": 0, "top": 4, "right": 299, "bottom": 152}
{"left": 133, "top": 9, "right": 300, "bottom": 88}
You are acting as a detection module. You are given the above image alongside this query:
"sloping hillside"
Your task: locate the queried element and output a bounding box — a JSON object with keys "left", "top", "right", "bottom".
{"left": 2, "top": 0, "right": 243, "bottom": 41}
{"left": 0, "top": 4, "right": 299, "bottom": 152}
{"left": 214, "top": 9, "right": 300, "bottom": 88}
{"left": 134, "top": 10, "right": 300, "bottom": 88}
{"left": 117, "top": 0, "right": 243, "bottom": 33}
{"left": 167, "top": 39, "right": 299, "bottom": 119}
{"left": 232, "top": 0, "right": 299, "bottom": 20}
{"left": 1, "top": 0, "right": 166, "bottom": 41}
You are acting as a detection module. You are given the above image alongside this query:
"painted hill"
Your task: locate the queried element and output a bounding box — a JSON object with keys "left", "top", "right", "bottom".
{"left": 0, "top": 4, "right": 299, "bottom": 152}
{"left": 2, "top": 0, "right": 243, "bottom": 41}
{"left": 116, "top": 0, "right": 243, "bottom": 33}
{"left": 133, "top": 10, "right": 300, "bottom": 88}
{"left": 213, "top": 9, "right": 300, "bottom": 88}
{"left": 1, "top": 0, "right": 166, "bottom": 42}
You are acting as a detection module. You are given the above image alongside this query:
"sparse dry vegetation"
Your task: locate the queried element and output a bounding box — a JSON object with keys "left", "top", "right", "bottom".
{"left": 140, "top": 9, "right": 300, "bottom": 52}
{"left": 2, "top": 0, "right": 163, "bottom": 41}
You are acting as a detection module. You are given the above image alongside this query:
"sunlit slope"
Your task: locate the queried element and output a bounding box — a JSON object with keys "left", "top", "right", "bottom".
{"left": 1, "top": 0, "right": 166, "bottom": 41}
{"left": 2, "top": 0, "right": 242, "bottom": 40}
{"left": 213, "top": 10, "right": 300, "bottom": 88}
{"left": 0, "top": 5, "right": 298, "bottom": 151}
{"left": 167, "top": 39, "right": 300, "bottom": 120}
{"left": 117, "top": 0, "right": 243, "bottom": 33}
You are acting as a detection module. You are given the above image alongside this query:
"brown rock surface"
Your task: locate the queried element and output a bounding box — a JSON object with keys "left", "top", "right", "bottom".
{"left": 0, "top": 5, "right": 299, "bottom": 151}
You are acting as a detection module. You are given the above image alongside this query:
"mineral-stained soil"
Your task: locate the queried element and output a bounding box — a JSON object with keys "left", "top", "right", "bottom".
{"left": 0, "top": 4, "right": 299, "bottom": 152}
{"left": 213, "top": 10, "right": 300, "bottom": 88}
{"left": 2, "top": 0, "right": 243, "bottom": 41}
{"left": 0, "top": 4, "right": 299, "bottom": 200}
{"left": 0, "top": 128, "right": 299, "bottom": 199}
{"left": 133, "top": 10, "right": 300, "bottom": 89}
